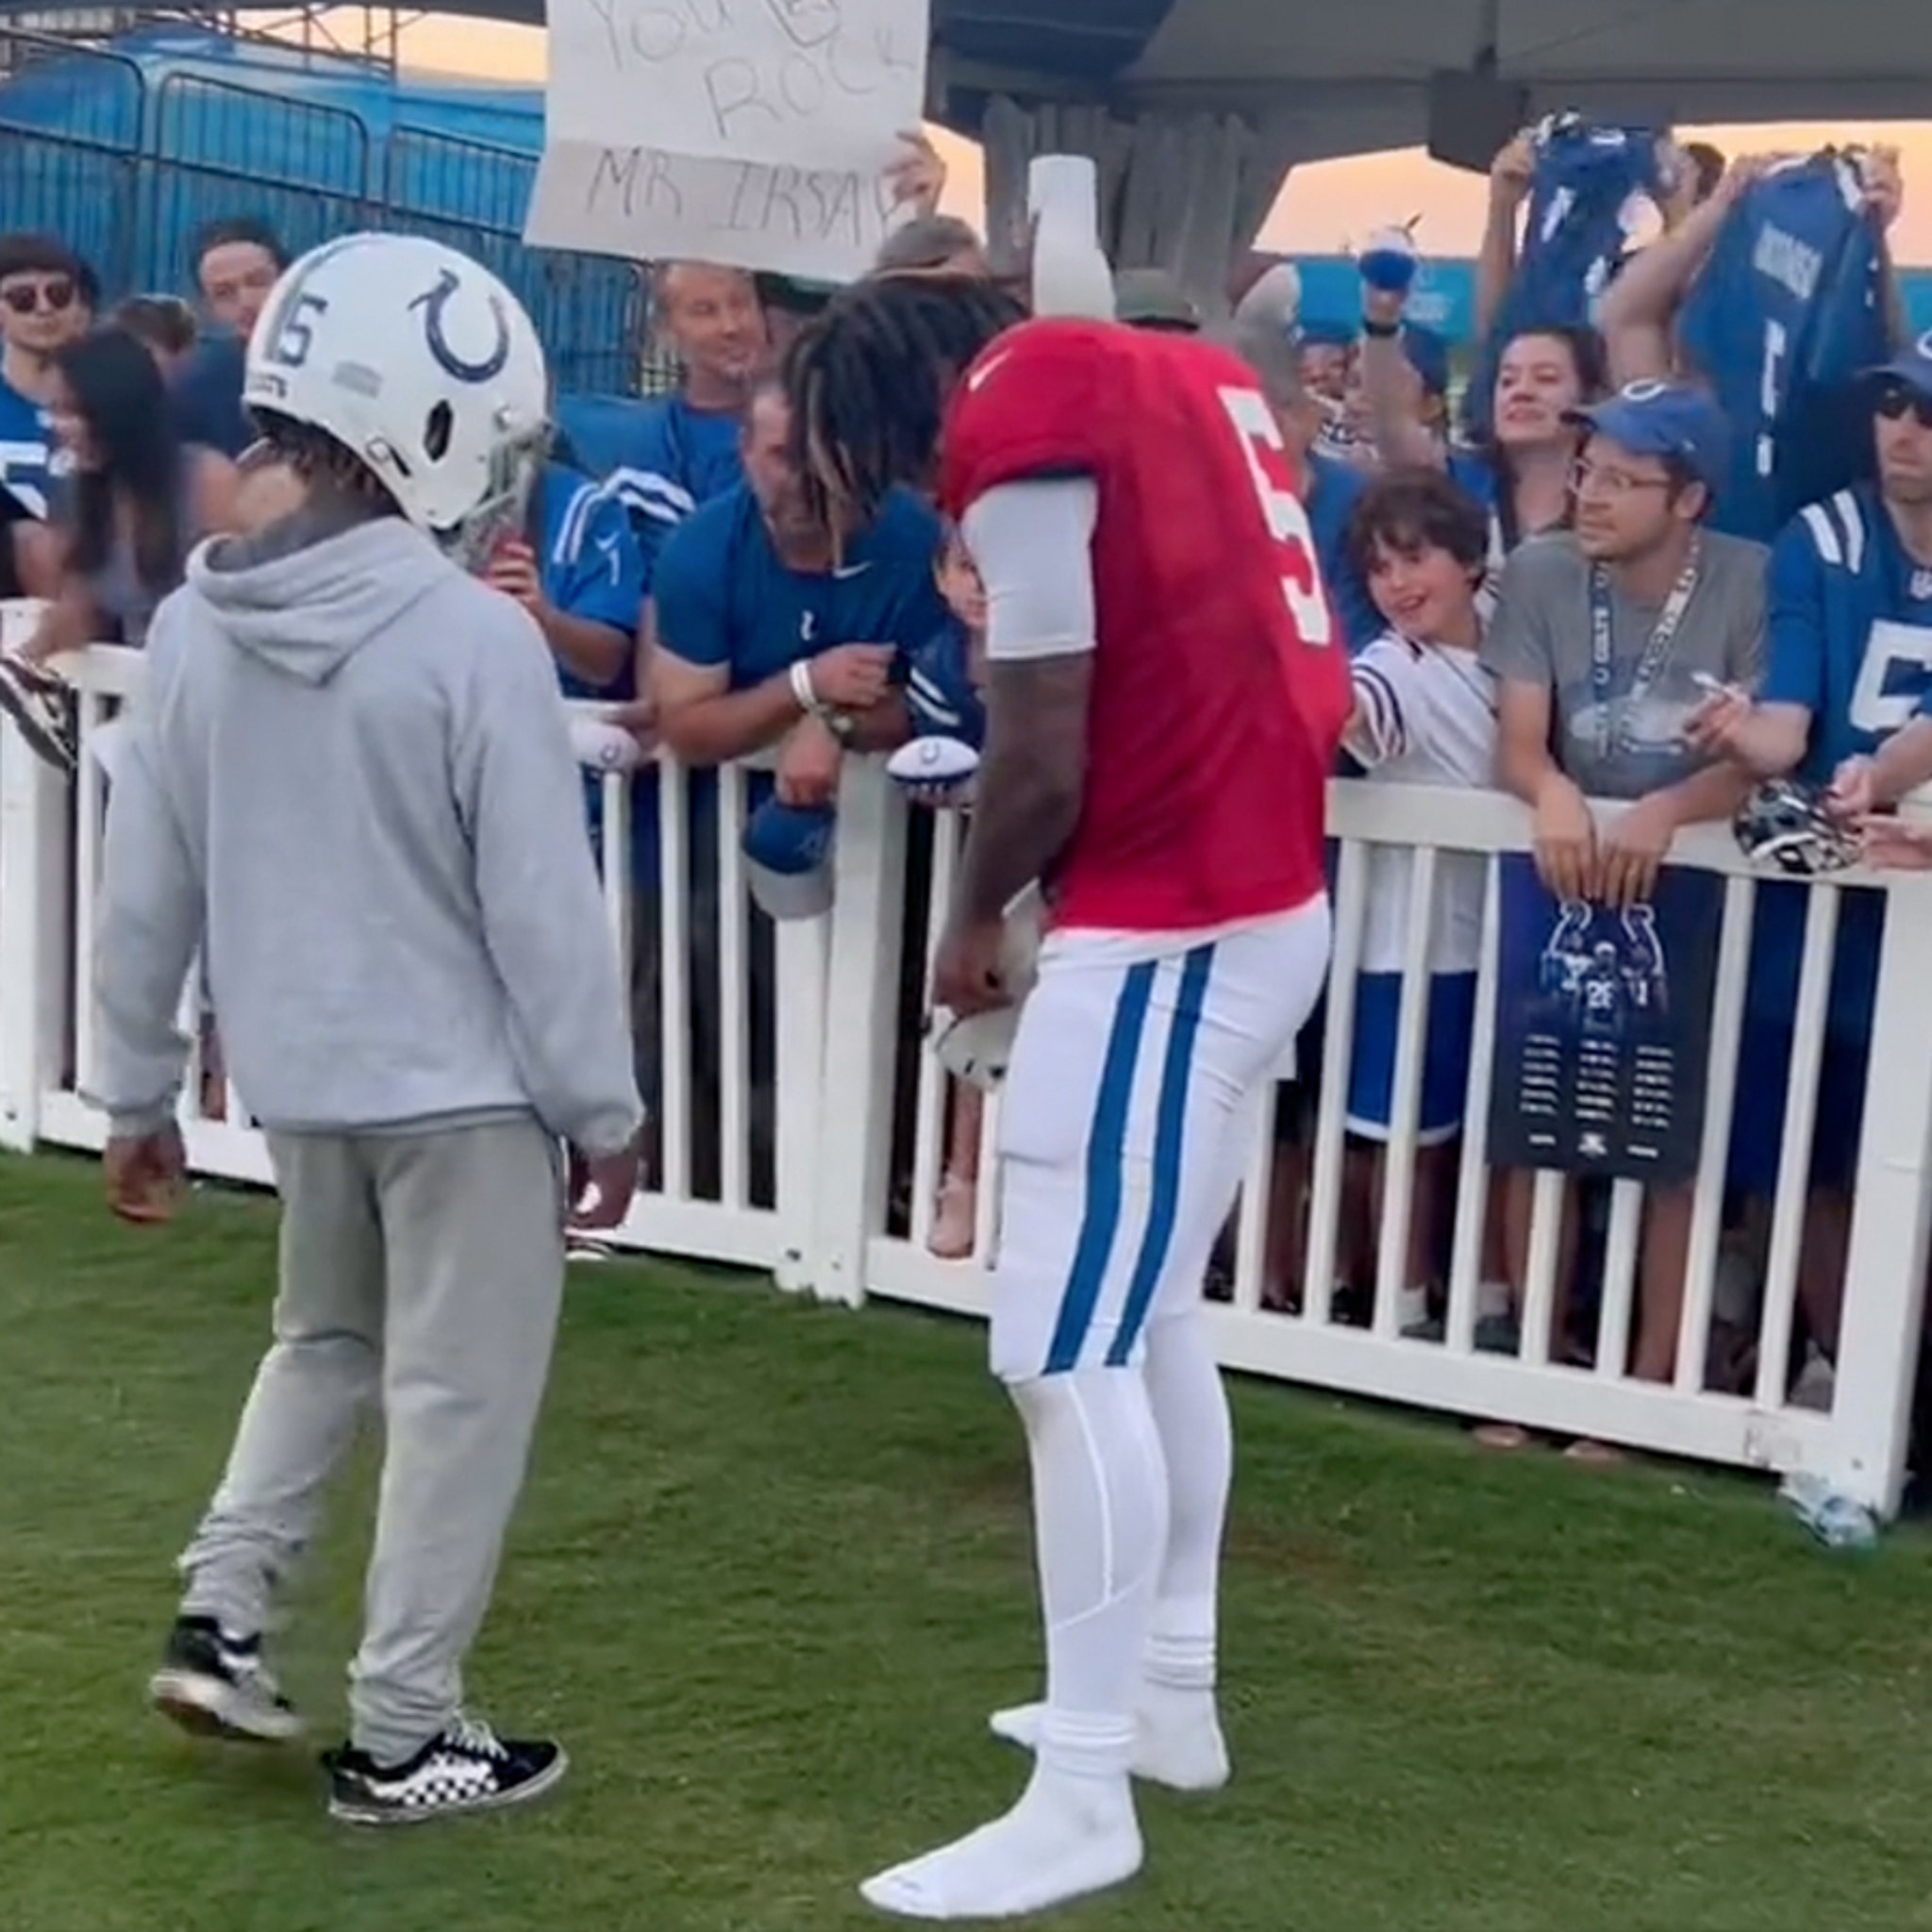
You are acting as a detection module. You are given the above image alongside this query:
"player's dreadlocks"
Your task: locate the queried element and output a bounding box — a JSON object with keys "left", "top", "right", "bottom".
{"left": 785, "top": 271, "right": 1026, "bottom": 531}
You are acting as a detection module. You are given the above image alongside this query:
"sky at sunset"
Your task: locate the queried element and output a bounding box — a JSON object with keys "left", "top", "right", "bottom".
{"left": 377, "top": 13, "right": 1932, "bottom": 266}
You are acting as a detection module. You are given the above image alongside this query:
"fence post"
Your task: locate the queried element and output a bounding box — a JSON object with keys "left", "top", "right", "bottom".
{"left": 1821, "top": 873, "right": 1932, "bottom": 1518}
{"left": 0, "top": 615, "right": 69, "bottom": 1152}
{"left": 771, "top": 911, "right": 828, "bottom": 1294}
{"left": 809, "top": 758, "right": 908, "bottom": 1307}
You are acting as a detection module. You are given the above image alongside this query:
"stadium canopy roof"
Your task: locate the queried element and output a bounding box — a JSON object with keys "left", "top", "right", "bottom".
{"left": 928, "top": 0, "right": 1932, "bottom": 149}
{"left": 923, "top": 0, "right": 1930, "bottom": 308}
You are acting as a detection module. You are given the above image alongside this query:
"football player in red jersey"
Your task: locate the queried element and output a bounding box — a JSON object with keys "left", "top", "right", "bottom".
{"left": 786, "top": 259, "right": 1350, "bottom": 1920}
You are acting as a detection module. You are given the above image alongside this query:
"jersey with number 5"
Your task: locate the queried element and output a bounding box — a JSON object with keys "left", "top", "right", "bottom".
{"left": 941, "top": 317, "right": 1351, "bottom": 933}
{"left": 1763, "top": 481, "right": 1932, "bottom": 780}
{"left": 1678, "top": 153, "right": 1886, "bottom": 543}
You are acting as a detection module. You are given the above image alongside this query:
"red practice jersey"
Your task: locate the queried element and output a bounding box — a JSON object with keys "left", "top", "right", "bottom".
{"left": 941, "top": 316, "right": 1352, "bottom": 934}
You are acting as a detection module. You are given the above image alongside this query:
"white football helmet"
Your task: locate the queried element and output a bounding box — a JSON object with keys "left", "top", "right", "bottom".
{"left": 928, "top": 885, "right": 1046, "bottom": 1091}
{"left": 242, "top": 233, "right": 550, "bottom": 567}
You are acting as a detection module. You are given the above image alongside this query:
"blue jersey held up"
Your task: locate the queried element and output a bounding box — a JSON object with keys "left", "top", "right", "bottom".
{"left": 1679, "top": 152, "right": 1888, "bottom": 543}
{"left": 1466, "top": 116, "right": 1661, "bottom": 441}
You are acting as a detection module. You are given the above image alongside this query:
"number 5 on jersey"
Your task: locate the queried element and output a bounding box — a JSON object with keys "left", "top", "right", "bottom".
{"left": 1219, "top": 386, "right": 1334, "bottom": 647}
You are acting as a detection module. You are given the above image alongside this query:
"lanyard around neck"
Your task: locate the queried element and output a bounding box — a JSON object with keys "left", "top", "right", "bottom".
{"left": 1588, "top": 539, "right": 1702, "bottom": 760}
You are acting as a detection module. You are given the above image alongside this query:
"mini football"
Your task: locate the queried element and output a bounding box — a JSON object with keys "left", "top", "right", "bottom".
{"left": 928, "top": 886, "right": 1045, "bottom": 1091}
{"left": 569, "top": 717, "right": 642, "bottom": 774}
{"left": 886, "top": 736, "right": 980, "bottom": 791}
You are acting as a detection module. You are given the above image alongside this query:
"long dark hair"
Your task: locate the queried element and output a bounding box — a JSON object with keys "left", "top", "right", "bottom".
{"left": 784, "top": 272, "right": 1025, "bottom": 529}
{"left": 55, "top": 325, "right": 184, "bottom": 594}
{"left": 1487, "top": 323, "right": 1607, "bottom": 549}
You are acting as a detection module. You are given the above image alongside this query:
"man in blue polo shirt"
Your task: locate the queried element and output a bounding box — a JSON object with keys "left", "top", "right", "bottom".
{"left": 1688, "top": 335, "right": 1932, "bottom": 1405}
{"left": 651, "top": 379, "right": 948, "bottom": 775}
{"left": 643, "top": 379, "right": 948, "bottom": 1198}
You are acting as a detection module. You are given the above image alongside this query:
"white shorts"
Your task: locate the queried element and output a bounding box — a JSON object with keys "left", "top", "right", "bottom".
{"left": 990, "top": 898, "right": 1332, "bottom": 1381}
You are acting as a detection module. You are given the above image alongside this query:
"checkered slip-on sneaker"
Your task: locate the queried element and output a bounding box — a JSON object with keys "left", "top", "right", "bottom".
{"left": 149, "top": 1615, "right": 304, "bottom": 1744}
{"left": 324, "top": 1715, "right": 568, "bottom": 1826}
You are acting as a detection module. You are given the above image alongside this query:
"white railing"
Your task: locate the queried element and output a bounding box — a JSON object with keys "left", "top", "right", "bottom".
{"left": 0, "top": 636, "right": 826, "bottom": 1286}
{"left": 7, "top": 635, "right": 1932, "bottom": 1519}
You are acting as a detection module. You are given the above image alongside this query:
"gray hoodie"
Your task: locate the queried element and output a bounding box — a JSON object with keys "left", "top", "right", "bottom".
{"left": 92, "top": 510, "right": 642, "bottom": 1157}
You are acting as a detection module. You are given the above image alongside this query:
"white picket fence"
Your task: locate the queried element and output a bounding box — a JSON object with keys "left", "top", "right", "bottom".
{"left": 6, "top": 635, "right": 1932, "bottom": 1518}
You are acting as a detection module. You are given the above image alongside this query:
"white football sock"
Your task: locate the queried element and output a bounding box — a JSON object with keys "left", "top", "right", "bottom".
{"left": 861, "top": 1369, "right": 1159, "bottom": 1921}
{"left": 988, "top": 1313, "right": 1233, "bottom": 1791}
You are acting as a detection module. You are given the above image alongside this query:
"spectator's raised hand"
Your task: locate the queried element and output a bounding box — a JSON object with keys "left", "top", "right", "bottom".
{"left": 808, "top": 641, "right": 895, "bottom": 710}
{"left": 1865, "top": 144, "right": 1905, "bottom": 230}
{"left": 885, "top": 129, "right": 947, "bottom": 216}
{"left": 775, "top": 712, "right": 844, "bottom": 808}
{"left": 1716, "top": 153, "right": 1778, "bottom": 208}
{"left": 484, "top": 537, "right": 545, "bottom": 614}
{"left": 1490, "top": 132, "right": 1536, "bottom": 208}
{"left": 1531, "top": 772, "right": 1597, "bottom": 903}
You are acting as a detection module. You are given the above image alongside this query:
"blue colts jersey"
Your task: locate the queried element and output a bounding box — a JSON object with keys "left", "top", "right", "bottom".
{"left": 1679, "top": 152, "right": 1887, "bottom": 543}
{"left": 1762, "top": 481, "right": 1932, "bottom": 781}
{"left": 1466, "top": 118, "right": 1661, "bottom": 441}
{"left": 1750, "top": 480, "right": 1932, "bottom": 1038}
{"left": 0, "top": 376, "right": 57, "bottom": 519}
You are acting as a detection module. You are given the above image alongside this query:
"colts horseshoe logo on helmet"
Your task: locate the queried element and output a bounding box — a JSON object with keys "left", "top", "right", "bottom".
{"left": 409, "top": 268, "right": 511, "bottom": 384}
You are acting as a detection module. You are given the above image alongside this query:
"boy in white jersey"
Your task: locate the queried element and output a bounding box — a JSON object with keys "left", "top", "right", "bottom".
{"left": 1341, "top": 469, "right": 1501, "bottom": 1333}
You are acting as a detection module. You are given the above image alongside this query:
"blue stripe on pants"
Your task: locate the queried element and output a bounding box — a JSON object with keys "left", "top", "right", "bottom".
{"left": 1108, "top": 942, "right": 1216, "bottom": 1368}
{"left": 1042, "top": 959, "right": 1158, "bottom": 1375}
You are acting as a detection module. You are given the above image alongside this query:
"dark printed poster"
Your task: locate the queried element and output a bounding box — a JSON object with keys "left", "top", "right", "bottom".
{"left": 1487, "top": 857, "right": 1722, "bottom": 1186}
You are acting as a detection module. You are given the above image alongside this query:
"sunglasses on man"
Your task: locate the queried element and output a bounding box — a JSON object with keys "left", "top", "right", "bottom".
{"left": 1874, "top": 381, "right": 1932, "bottom": 430}
{"left": 0, "top": 276, "right": 75, "bottom": 316}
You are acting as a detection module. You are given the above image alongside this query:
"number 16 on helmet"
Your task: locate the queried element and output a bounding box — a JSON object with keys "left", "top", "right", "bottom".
{"left": 243, "top": 232, "right": 552, "bottom": 572}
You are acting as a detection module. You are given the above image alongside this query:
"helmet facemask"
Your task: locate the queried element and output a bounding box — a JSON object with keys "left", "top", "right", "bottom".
{"left": 436, "top": 412, "right": 553, "bottom": 575}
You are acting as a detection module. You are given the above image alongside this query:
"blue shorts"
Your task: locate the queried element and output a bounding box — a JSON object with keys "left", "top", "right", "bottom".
{"left": 1345, "top": 970, "right": 1479, "bottom": 1146}
{"left": 1726, "top": 1018, "right": 1870, "bottom": 1198}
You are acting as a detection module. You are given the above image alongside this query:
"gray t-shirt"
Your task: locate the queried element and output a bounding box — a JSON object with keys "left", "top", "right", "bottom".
{"left": 1481, "top": 529, "right": 1768, "bottom": 800}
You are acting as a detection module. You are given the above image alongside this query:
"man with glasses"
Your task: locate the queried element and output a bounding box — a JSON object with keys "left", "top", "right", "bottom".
{"left": 1482, "top": 378, "right": 1765, "bottom": 1383}
{"left": 0, "top": 232, "right": 95, "bottom": 522}
{"left": 1684, "top": 337, "right": 1932, "bottom": 1407}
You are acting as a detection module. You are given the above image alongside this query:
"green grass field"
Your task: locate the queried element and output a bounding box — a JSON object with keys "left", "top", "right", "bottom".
{"left": 7, "top": 1150, "right": 1932, "bottom": 1932}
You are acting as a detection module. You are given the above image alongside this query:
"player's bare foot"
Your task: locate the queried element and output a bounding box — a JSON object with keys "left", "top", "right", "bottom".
{"left": 860, "top": 1766, "right": 1142, "bottom": 1921}
{"left": 988, "top": 1683, "right": 1231, "bottom": 1791}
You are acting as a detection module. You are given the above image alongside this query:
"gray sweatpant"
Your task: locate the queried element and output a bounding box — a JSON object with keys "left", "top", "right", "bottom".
{"left": 179, "top": 1115, "right": 566, "bottom": 1764}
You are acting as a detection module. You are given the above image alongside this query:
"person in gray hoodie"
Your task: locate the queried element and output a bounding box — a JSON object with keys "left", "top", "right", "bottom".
{"left": 89, "top": 232, "right": 643, "bottom": 1827}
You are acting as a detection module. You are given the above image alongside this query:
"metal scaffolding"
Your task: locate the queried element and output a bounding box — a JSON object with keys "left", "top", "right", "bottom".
{"left": 0, "top": 4, "right": 425, "bottom": 75}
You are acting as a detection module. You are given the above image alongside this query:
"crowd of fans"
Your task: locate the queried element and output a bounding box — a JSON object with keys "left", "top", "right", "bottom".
{"left": 4, "top": 121, "right": 1932, "bottom": 1449}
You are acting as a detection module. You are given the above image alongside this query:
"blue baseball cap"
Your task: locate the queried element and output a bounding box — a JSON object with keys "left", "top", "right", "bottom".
{"left": 1566, "top": 378, "right": 1731, "bottom": 492}
{"left": 741, "top": 800, "right": 836, "bottom": 922}
{"left": 1867, "top": 329, "right": 1932, "bottom": 399}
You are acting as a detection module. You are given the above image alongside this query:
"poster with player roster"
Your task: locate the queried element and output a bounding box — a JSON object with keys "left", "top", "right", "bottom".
{"left": 1487, "top": 857, "right": 1721, "bottom": 1186}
